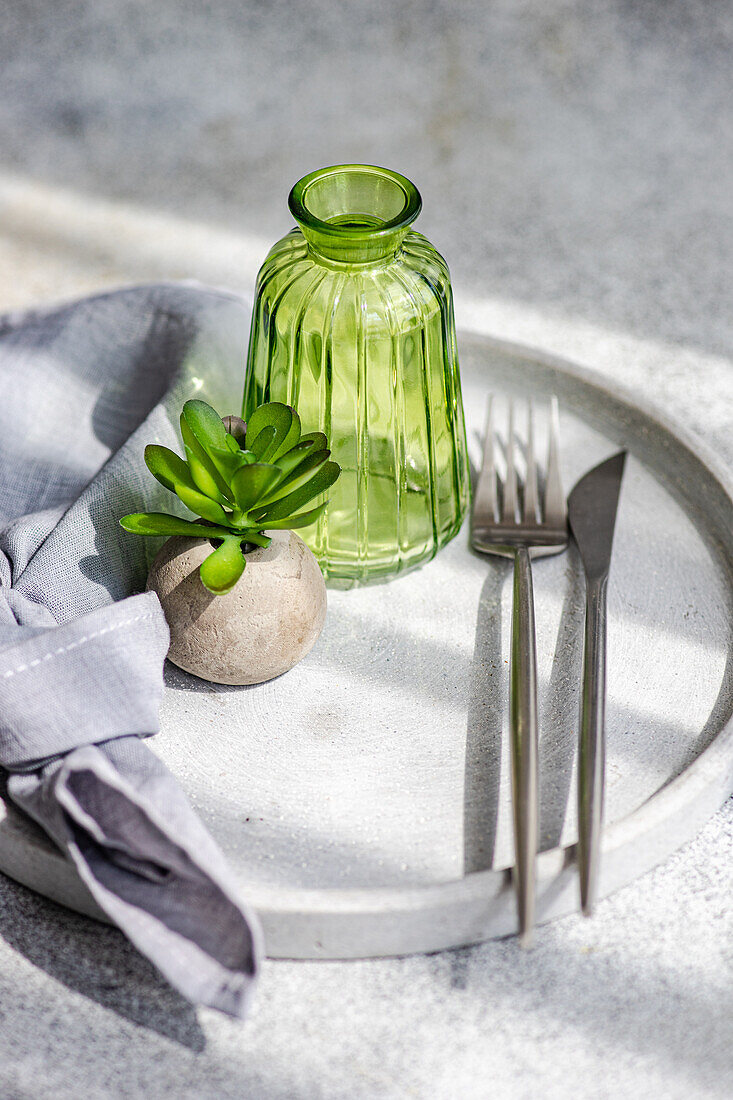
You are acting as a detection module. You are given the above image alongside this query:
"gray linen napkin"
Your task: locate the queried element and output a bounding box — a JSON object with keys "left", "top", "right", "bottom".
{"left": 0, "top": 283, "right": 263, "bottom": 1017}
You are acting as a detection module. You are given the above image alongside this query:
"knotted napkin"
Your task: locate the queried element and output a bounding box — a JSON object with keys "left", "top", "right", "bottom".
{"left": 0, "top": 283, "right": 262, "bottom": 1017}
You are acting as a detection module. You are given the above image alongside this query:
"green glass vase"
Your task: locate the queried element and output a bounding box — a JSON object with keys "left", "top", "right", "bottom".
{"left": 243, "top": 164, "right": 470, "bottom": 585}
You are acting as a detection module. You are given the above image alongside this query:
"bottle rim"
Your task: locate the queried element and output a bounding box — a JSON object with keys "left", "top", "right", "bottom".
{"left": 288, "top": 164, "right": 422, "bottom": 238}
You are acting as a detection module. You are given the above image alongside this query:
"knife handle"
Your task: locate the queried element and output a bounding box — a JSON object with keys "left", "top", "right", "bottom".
{"left": 510, "top": 545, "right": 539, "bottom": 946}
{"left": 578, "top": 574, "right": 608, "bottom": 916}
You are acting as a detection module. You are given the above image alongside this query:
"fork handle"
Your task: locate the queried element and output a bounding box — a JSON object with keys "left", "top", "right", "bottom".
{"left": 510, "top": 545, "right": 539, "bottom": 946}
{"left": 577, "top": 574, "right": 608, "bottom": 916}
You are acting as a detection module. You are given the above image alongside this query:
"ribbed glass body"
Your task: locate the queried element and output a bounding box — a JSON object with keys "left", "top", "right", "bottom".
{"left": 243, "top": 164, "right": 470, "bottom": 585}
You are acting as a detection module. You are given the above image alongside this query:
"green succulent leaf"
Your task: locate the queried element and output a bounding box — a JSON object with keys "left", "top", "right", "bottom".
{"left": 256, "top": 449, "right": 330, "bottom": 507}
{"left": 222, "top": 448, "right": 254, "bottom": 477}
{"left": 180, "top": 416, "right": 232, "bottom": 503}
{"left": 257, "top": 501, "right": 329, "bottom": 530}
{"left": 182, "top": 402, "right": 262, "bottom": 484}
{"left": 247, "top": 404, "right": 290, "bottom": 442}
{"left": 119, "top": 513, "right": 229, "bottom": 539}
{"left": 144, "top": 445, "right": 196, "bottom": 495}
{"left": 230, "top": 462, "right": 283, "bottom": 514}
{"left": 245, "top": 402, "right": 301, "bottom": 462}
{"left": 239, "top": 530, "right": 272, "bottom": 549}
{"left": 210, "top": 443, "right": 250, "bottom": 478}
{"left": 250, "top": 461, "right": 341, "bottom": 523}
{"left": 271, "top": 438, "right": 321, "bottom": 480}
{"left": 199, "top": 537, "right": 246, "bottom": 595}
{"left": 270, "top": 407, "right": 301, "bottom": 461}
{"left": 144, "top": 440, "right": 232, "bottom": 524}
{"left": 299, "top": 431, "right": 328, "bottom": 452}
{"left": 174, "top": 484, "right": 231, "bottom": 525}
{"left": 248, "top": 425, "right": 276, "bottom": 461}
{"left": 182, "top": 399, "right": 231, "bottom": 458}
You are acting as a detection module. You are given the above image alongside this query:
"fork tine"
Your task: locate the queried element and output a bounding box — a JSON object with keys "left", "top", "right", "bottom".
{"left": 502, "top": 399, "right": 518, "bottom": 522}
{"left": 523, "top": 400, "right": 539, "bottom": 522}
{"left": 473, "top": 395, "right": 498, "bottom": 522}
{"left": 544, "top": 396, "right": 565, "bottom": 525}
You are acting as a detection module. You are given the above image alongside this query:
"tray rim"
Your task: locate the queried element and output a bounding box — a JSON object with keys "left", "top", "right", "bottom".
{"left": 1, "top": 331, "right": 732, "bottom": 957}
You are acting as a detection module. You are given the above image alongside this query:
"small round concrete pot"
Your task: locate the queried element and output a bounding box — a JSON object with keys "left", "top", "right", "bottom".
{"left": 147, "top": 530, "right": 327, "bottom": 685}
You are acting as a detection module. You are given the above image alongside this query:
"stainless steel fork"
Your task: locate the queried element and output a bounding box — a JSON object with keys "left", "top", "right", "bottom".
{"left": 471, "top": 397, "right": 568, "bottom": 945}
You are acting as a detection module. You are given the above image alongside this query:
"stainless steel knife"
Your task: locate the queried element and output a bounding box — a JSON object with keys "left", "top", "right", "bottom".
{"left": 567, "top": 451, "right": 627, "bottom": 915}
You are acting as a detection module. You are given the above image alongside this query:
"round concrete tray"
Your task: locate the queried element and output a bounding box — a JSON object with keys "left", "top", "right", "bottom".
{"left": 1, "top": 333, "right": 732, "bottom": 958}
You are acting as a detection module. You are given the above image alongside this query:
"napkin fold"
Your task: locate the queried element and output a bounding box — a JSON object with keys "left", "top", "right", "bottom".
{"left": 0, "top": 283, "right": 262, "bottom": 1017}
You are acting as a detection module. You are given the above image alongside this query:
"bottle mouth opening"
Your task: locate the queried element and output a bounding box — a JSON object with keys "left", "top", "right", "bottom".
{"left": 289, "top": 164, "right": 422, "bottom": 238}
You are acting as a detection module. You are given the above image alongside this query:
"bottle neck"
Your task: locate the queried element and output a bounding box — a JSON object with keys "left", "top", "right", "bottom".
{"left": 289, "top": 164, "right": 421, "bottom": 267}
{"left": 300, "top": 221, "right": 409, "bottom": 265}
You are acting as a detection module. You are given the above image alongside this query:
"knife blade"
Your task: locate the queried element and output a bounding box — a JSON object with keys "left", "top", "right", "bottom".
{"left": 568, "top": 450, "right": 627, "bottom": 915}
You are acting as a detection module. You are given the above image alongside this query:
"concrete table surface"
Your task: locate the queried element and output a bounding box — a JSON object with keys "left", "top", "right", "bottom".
{"left": 0, "top": 3, "right": 731, "bottom": 1097}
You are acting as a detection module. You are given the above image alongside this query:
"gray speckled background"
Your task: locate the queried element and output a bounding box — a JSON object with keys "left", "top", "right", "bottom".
{"left": 0, "top": 2, "right": 731, "bottom": 1097}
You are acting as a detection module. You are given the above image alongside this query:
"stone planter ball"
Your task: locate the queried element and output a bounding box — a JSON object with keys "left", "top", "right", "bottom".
{"left": 147, "top": 530, "right": 327, "bottom": 685}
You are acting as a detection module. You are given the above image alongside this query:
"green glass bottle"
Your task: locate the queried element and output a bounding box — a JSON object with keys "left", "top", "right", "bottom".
{"left": 243, "top": 164, "right": 470, "bottom": 585}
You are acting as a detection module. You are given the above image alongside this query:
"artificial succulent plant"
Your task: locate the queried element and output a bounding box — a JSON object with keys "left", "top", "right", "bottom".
{"left": 120, "top": 399, "right": 340, "bottom": 595}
